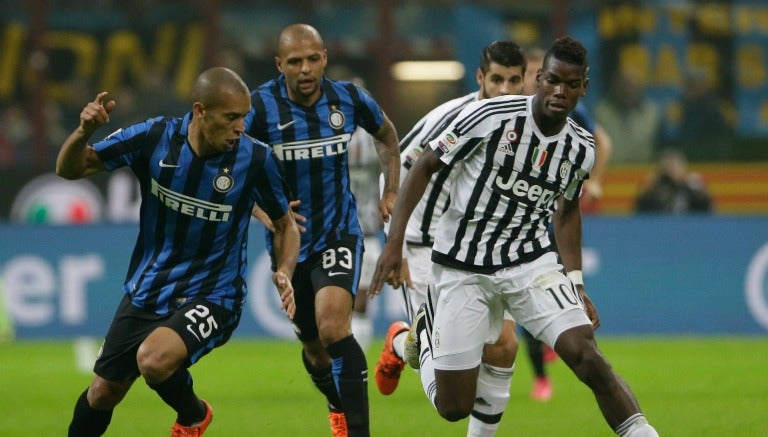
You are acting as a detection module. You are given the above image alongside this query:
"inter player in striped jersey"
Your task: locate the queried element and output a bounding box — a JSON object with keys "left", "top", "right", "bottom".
{"left": 374, "top": 41, "right": 526, "bottom": 437}
{"left": 245, "top": 24, "right": 400, "bottom": 437}
{"left": 371, "top": 37, "right": 659, "bottom": 436}
{"left": 57, "top": 67, "right": 299, "bottom": 436}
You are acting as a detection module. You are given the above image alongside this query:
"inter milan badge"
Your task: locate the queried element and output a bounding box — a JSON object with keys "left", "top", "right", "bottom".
{"left": 213, "top": 167, "right": 234, "bottom": 193}
{"left": 328, "top": 107, "right": 345, "bottom": 129}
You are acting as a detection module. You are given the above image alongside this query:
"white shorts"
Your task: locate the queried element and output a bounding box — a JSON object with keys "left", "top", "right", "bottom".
{"left": 403, "top": 244, "right": 433, "bottom": 316}
{"left": 358, "top": 235, "right": 382, "bottom": 290}
{"left": 429, "top": 252, "right": 591, "bottom": 371}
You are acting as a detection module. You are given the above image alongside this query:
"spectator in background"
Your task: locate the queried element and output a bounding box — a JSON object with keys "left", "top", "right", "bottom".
{"left": 673, "top": 68, "right": 734, "bottom": 162}
{"left": 0, "top": 104, "right": 30, "bottom": 167}
{"left": 635, "top": 148, "right": 714, "bottom": 214}
{"left": 595, "top": 68, "right": 660, "bottom": 164}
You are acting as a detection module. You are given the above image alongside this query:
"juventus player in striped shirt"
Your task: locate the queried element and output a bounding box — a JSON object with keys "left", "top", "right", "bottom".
{"left": 374, "top": 41, "right": 526, "bottom": 437}
{"left": 246, "top": 24, "right": 400, "bottom": 437}
{"left": 58, "top": 67, "right": 299, "bottom": 436}
{"left": 371, "top": 37, "right": 658, "bottom": 436}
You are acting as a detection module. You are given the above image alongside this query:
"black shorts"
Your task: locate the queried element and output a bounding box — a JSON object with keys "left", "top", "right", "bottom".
{"left": 94, "top": 294, "right": 241, "bottom": 382}
{"left": 291, "top": 235, "right": 363, "bottom": 342}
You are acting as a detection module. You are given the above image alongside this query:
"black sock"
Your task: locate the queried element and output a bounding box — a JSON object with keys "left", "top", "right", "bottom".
{"left": 302, "top": 350, "right": 342, "bottom": 411}
{"left": 523, "top": 329, "right": 546, "bottom": 377}
{"left": 327, "top": 335, "right": 369, "bottom": 437}
{"left": 68, "top": 388, "right": 113, "bottom": 437}
{"left": 147, "top": 368, "right": 205, "bottom": 426}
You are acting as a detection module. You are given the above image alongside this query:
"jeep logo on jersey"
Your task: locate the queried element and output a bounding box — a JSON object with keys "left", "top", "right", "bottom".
{"left": 151, "top": 179, "right": 232, "bottom": 221}
{"left": 273, "top": 134, "right": 352, "bottom": 161}
{"left": 493, "top": 166, "right": 558, "bottom": 208}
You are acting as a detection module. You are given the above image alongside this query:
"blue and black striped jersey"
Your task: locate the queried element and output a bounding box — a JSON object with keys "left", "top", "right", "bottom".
{"left": 245, "top": 75, "right": 385, "bottom": 261}
{"left": 94, "top": 113, "right": 291, "bottom": 314}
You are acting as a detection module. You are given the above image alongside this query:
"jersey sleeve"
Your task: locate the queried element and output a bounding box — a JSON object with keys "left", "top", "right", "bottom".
{"left": 253, "top": 145, "right": 292, "bottom": 221}
{"left": 426, "top": 99, "right": 488, "bottom": 167}
{"left": 354, "top": 85, "right": 386, "bottom": 135}
{"left": 93, "top": 117, "right": 163, "bottom": 171}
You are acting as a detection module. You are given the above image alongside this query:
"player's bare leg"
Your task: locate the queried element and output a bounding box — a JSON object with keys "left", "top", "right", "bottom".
{"left": 468, "top": 320, "right": 517, "bottom": 436}
{"left": 555, "top": 325, "right": 658, "bottom": 436}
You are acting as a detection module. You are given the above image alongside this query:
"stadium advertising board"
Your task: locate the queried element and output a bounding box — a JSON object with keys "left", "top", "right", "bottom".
{"left": 1, "top": 217, "right": 767, "bottom": 338}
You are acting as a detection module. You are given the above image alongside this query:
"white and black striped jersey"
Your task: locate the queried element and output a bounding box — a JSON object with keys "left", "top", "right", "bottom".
{"left": 399, "top": 92, "right": 478, "bottom": 246}
{"left": 428, "top": 94, "right": 595, "bottom": 273}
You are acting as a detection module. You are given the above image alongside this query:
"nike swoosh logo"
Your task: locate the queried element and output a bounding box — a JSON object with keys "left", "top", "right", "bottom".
{"left": 159, "top": 160, "right": 180, "bottom": 168}
{"left": 277, "top": 120, "right": 297, "bottom": 130}
{"left": 185, "top": 324, "right": 201, "bottom": 342}
{"left": 328, "top": 271, "right": 347, "bottom": 277}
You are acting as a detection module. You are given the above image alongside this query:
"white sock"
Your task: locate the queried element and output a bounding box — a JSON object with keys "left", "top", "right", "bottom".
{"left": 615, "top": 414, "right": 659, "bottom": 437}
{"left": 467, "top": 363, "right": 514, "bottom": 437}
{"left": 418, "top": 329, "right": 439, "bottom": 410}
{"left": 392, "top": 331, "right": 407, "bottom": 359}
{"left": 351, "top": 312, "right": 372, "bottom": 352}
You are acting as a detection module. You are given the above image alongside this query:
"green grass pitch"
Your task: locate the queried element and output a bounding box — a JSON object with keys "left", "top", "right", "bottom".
{"left": 1, "top": 336, "right": 766, "bottom": 436}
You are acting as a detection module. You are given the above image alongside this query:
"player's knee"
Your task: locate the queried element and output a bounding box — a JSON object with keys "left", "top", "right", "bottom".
{"left": 136, "top": 345, "right": 173, "bottom": 382}
{"left": 435, "top": 390, "right": 475, "bottom": 422}
{"left": 316, "top": 318, "right": 348, "bottom": 346}
{"left": 436, "top": 400, "right": 473, "bottom": 422}
{"left": 88, "top": 379, "right": 130, "bottom": 409}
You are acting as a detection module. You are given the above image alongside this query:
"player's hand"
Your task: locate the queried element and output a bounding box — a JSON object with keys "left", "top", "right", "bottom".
{"left": 80, "top": 92, "right": 116, "bottom": 135}
{"left": 289, "top": 200, "right": 307, "bottom": 233}
{"left": 369, "top": 242, "right": 402, "bottom": 297}
{"left": 379, "top": 191, "right": 397, "bottom": 223}
{"left": 577, "top": 285, "right": 600, "bottom": 329}
{"left": 399, "top": 257, "right": 414, "bottom": 290}
{"left": 272, "top": 271, "right": 295, "bottom": 319}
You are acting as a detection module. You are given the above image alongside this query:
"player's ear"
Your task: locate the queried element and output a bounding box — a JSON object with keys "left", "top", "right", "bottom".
{"left": 193, "top": 101, "right": 206, "bottom": 118}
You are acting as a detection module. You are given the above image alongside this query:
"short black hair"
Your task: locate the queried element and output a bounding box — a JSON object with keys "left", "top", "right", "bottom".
{"left": 543, "top": 36, "right": 588, "bottom": 73}
{"left": 480, "top": 41, "right": 527, "bottom": 75}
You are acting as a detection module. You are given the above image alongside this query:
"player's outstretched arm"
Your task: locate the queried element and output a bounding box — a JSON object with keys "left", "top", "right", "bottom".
{"left": 56, "top": 92, "right": 113, "bottom": 179}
